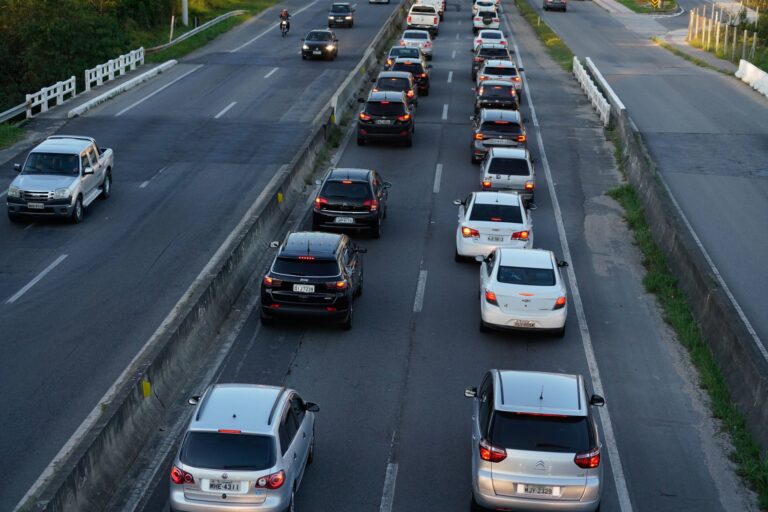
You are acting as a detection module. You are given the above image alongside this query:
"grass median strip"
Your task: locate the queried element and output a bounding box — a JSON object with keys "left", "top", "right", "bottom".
{"left": 512, "top": 0, "right": 573, "bottom": 71}
{"left": 0, "top": 123, "right": 24, "bottom": 150}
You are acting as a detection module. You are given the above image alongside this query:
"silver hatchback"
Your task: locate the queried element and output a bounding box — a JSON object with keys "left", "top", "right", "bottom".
{"left": 170, "top": 384, "right": 319, "bottom": 512}
{"left": 466, "top": 370, "right": 604, "bottom": 511}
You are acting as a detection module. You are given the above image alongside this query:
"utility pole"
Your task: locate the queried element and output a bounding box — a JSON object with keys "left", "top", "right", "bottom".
{"left": 182, "top": 0, "right": 189, "bottom": 26}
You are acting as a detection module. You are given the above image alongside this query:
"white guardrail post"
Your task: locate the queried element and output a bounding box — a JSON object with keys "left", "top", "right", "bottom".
{"left": 572, "top": 57, "right": 610, "bottom": 126}
{"left": 85, "top": 48, "right": 145, "bottom": 92}
{"left": 25, "top": 76, "right": 76, "bottom": 118}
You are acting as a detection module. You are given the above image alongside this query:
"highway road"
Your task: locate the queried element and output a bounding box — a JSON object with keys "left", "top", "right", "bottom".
{"left": 115, "top": 2, "right": 756, "bottom": 511}
{"left": 0, "top": 2, "right": 403, "bottom": 509}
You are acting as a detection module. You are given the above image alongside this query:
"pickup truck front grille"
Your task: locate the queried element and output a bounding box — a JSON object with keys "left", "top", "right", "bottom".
{"left": 22, "top": 191, "right": 53, "bottom": 201}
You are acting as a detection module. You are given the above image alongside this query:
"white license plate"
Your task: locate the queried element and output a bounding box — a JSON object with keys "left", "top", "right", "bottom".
{"left": 334, "top": 216, "right": 354, "bottom": 224}
{"left": 513, "top": 319, "right": 536, "bottom": 328}
{"left": 375, "top": 119, "right": 392, "bottom": 125}
{"left": 487, "top": 235, "right": 504, "bottom": 242}
{"left": 313, "top": 50, "right": 321, "bottom": 55}
{"left": 519, "top": 484, "right": 558, "bottom": 495}
{"left": 207, "top": 480, "right": 242, "bottom": 492}
{"left": 293, "top": 284, "right": 315, "bottom": 293}
{"left": 486, "top": 139, "right": 511, "bottom": 145}
{"left": 27, "top": 202, "right": 44, "bottom": 210}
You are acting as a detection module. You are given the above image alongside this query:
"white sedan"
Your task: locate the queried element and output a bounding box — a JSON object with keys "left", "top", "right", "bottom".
{"left": 454, "top": 191, "right": 533, "bottom": 260}
{"left": 478, "top": 248, "right": 568, "bottom": 336}
{"left": 473, "top": 29, "right": 508, "bottom": 52}
{"left": 400, "top": 30, "right": 433, "bottom": 60}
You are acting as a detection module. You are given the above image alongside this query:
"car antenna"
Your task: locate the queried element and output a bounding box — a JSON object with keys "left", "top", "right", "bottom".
{"left": 307, "top": 237, "right": 311, "bottom": 254}
{"left": 495, "top": 191, "right": 500, "bottom": 203}
{"left": 539, "top": 385, "right": 544, "bottom": 401}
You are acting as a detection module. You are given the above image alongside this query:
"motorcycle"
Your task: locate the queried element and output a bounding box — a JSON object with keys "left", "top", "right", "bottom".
{"left": 280, "top": 19, "right": 289, "bottom": 37}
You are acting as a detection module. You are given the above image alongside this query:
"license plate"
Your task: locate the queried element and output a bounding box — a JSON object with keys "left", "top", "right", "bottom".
{"left": 487, "top": 235, "right": 504, "bottom": 242}
{"left": 375, "top": 119, "right": 392, "bottom": 125}
{"left": 208, "top": 480, "right": 241, "bottom": 492}
{"left": 519, "top": 484, "right": 557, "bottom": 495}
{"left": 27, "top": 202, "right": 44, "bottom": 210}
{"left": 293, "top": 284, "right": 315, "bottom": 293}
{"left": 313, "top": 50, "right": 321, "bottom": 55}
{"left": 513, "top": 319, "right": 536, "bottom": 328}
{"left": 486, "top": 139, "right": 511, "bottom": 145}
{"left": 334, "top": 216, "right": 354, "bottom": 224}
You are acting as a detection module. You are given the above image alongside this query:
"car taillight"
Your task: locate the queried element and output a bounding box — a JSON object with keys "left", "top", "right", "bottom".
{"left": 263, "top": 276, "right": 283, "bottom": 287}
{"left": 387, "top": 58, "right": 393, "bottom": 66}
{"left": 171, "top": 466, "right": 194, "bottom": 485}
{"left": 524, "top": 181, "right": 534, "bottom": 190}
{"left": 484, "top": 290, "right": 498, "bottom": 305}
{"left": 554, "top": 296, "right": 567, "bottom": 310}
{"left": 473, "top": 57, "right": 482, "bottom": 62}
{"left": 406, "top": 90, "right": 414, "bottom": 98}
{"left": 493, "top": 17, "right": 499, "bottom": 21}
{"left": 359, "top": 112, "right": 372, "bottom": 121}
{"left": 400, "top": 40, "right": 406, "bottom": 45}
{"left": 433, "top": 16, "right": 438, "bottom": 23}
{"left": 501, "top": 40, "right": 508, "bottom": 45}
{"left": 461, "top": 226, "right": 480, "bottom": 238}
{"left": 256, "top": 470, "right": 286, "bottom": 489}
{"left": 517, "top": 135, "right": 527, "bottom": 143}
{"left": 513, "top": 76, "right": 521, "bottom": 82}
{"left": 420, "top": 73, "right": 428, "bottom": 78}
{"left": 479, "top": 75, "right": 488, "bottom": 81}
{"left": 574, "top": 447, "right": 600, "bottom": 469}
{"left": 397, "top": 113, "right": 411, "bottom": 122}
{"left": 475, "top": 17, "right": 481, "bottom": 21}
{"left": 407, "top": 15, "right": 412, "bottom": 22}
{"left": 325, "top": 280, "right": 348, "bottom": 290}
{"left": 363, "top": 198, "right": 379, "bottom": 211}
{"left": 315, "top": 196, "right": 328, "bottom": 208}
{"left": 474, "top": 133, "right": 485, "bottom": 140}
{"left": 372, "top": 87, "right": 380, "bottom": 92}
{"left": 512, "top": 230, "right": 530, "bottom": 240}
{"left": 479, "top": 438, "right": 506, "bottom": 462}
{"left": 481, "top": 180, "right": 492, "bottom": 188}
{"left": 476, "top": 38, "right": 482, "bottom": 44}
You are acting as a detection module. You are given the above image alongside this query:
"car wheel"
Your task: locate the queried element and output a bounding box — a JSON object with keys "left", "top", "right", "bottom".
{"left": 556, "top": 325, "right": 566, "bottom": 338}
{"left": 357, "top": 136, "right": 366, "bottom": 146}
{"left": 372, "top": 216, "right": 382, "bottom": 238}
{"left": 355, "top": 271, "right": 364, "bottom": 297}
{"left": 479, "top": 319, "right": 490, "bottom": 332}
{"left": 71, "top": 196, "right": 84, "bottom": 224}
{"left": 286, "top": 488, "right": 296, "bottom": 512}
{"left": 8, "top": 212, "right": 23, "bottom": 223}
{"left": 471, "top": 494, "right": 486, "bottom": 511}
{"left": 100, "top": 170, "right": 112, "bottom": 199}
{"left": 260, "top": 310, "right": 275, "bottom": 326}
{"left": 404, "top": 135, "right": 413, "bottom": 148}
{"left": 342, "top": 309, "right": 352, "bottom": 330}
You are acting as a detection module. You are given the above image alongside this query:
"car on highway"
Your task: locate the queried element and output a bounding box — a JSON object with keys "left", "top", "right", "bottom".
{"left": 390, "top": 57, "right": 430, "bottom": 96}
{"left": 312, "top": 167, "right": 391, "bottom": 238}
{"left": 419, "top": 0, "right": 445, "bottom": 20}
{"left": 471, "top": 109, "right": 527, "bottom": 163}
{"left": 543, "top": 0, "right": 568, "bottom": 11}
{"left": 372, "top": 71, "right": 419, "bottom": 107}
{"left": 7, "top": 135, "right": 113, "bottom": 224}
{"left": 474, "top": 80, "right": 519, "bottom": 114}
{"left": 454, "top": 191, "right": 533, "bottom": 261}
{"left": 369, "top": 0, "right": 390, "bottom": 4}
{"left": 471, "top": 44, "right": 512, "bottom": 81}
{"left": 301, "top": 29, "right": 339, "bottom": 60}
{"left": 399, "top": 29, "right": 433, "bottom": 60}
{"left": 478, "top": 248, "right": 570, "bottom": 335}
{"left": 471, "top": 0, "right": 496, "bottom": 17}
{"left": 357, "top": 91, "right": 415, "bottom": 147}
{"left": 407, "top": 3, "right": 440, "bottom": 36}
{"left": 477, "top": 59, "right": 523, "bottom": 97}
{"left": 465, "top": 370, "right": 604, "bottom": 509}
{"left": 473, "top": 9, "right": 500, "bottom": 33}
{"left": 261, "top": 231, "right": 365, "bottom": 329}
{"left": 473, "top": 29, "right": 508, "bottom": 51}
{"left": 170, "top": 384, "right": 319, "bottom": 512}
{"left": 480, "top": 147, "right": 535, "bottom": 205}
{"left": 385, "top": 45, "right": 426, "bottom": 69}
{"left": 328, "top": 2, "right": 354, "bottom": 27}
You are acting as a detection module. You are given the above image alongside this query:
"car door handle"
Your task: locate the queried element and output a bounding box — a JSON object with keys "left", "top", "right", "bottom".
{"left": 303, "top": 432, "right": 306, "bottom": 439}
{"left": 293, "top": 452, "right": 297, "bottom": 460}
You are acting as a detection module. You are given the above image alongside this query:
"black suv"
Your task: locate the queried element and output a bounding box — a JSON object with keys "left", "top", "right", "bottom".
{"left": 261, "top": 232, "right": 365, "bottom": 329}
{"left": 474, "top": 80, "right": 519, "bottom": 114}
{"left": 390, "top": 57, "right": 430, "bottom": 96}
{"left": 312, "top": 168, "right": 391, "bottom": 238}
{"left": 470, "top": 109, "right": 527, "bottom": 163}
{"left": 472, "top": 43, "right": 511, "bottom": 80}
{"left": 328, "top": 2, "right": 354, "bottom": 27}
{"left": 357, "top": 91, "right": 415, "bottom": 147}
{"left": 373, "top": 71, "right": 418, "bottom": 107}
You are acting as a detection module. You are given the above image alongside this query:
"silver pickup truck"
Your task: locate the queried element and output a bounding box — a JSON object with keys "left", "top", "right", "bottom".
{"left": 7, "top": 135, "right": 113, "bottom": 224}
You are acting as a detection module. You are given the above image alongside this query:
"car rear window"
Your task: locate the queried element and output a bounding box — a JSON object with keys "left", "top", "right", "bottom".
{"left": 484, "top": 66, "right": 517, "bottom": 76}
{"left": 469, "top": 204, "right": 522, "bottom": 223}
{"left": 404, "top": 31, "right": 429, "bottom": 39}
{"left": 480, "top": 10, "right": 496, "bottom": 16}
{"left": 321, "top": 181, "right": 371, "bottom": 199}
{"left": 366, "top": 101, "right": 407, "bottom": 116}
{"left": 391, "top": 47, "right": 420, "bottom": 59}
{"left": 488, "top": 157, "right": 529, "bottom": 175}
{"left": 490, "top": 412, "right": 591, "bottom": 453}
{"left": 411, "top": 5, "right": 436, "bottom": 12}
{"left": 273, "top": 257, "right": 340, "bottom": 277}
{"left": 480, "top": 121, "right": 522, "bottom": 135}
{"left": 497, "top": 266, "right": 555, "bottom": 286}
{"left": 392, "top": 62, "right": 425, "bottom": 75}
{"left": 180, "top": 432, "right": 276, "bottom": 470}
{"left": 480, "top": 84, "right": 514, "bottom": 97}
{"left": 479, "top": 49, "right": 510, "bottom": 59}
{"left": 481, "top": 32, "right": 502, "bottom": 39}
{"left": 378, "top": 77, "right": 410, "bottom": 91}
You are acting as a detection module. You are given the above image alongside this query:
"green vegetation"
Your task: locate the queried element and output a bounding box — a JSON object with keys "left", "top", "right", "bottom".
{"left": 147, "top": 15, "right": 248, "bottom": 63}
{"left": 0, "top": 123, "right": 24, "bottom": 150}
{"left": 606, "top": 135, "right": 768, "bottom": 510}
{"left": 613, "top": 0, "right": 678, "bottom": 14}
{"left": 685, "top": 9, "right": 768, "bottom": 73}
{"left": 512, "top": 0, "right": 573, "bottom": 71}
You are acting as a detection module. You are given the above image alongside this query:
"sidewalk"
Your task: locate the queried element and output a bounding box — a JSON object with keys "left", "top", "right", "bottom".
{"left": 660, "top": 28, "right": 739, "bottom": 73}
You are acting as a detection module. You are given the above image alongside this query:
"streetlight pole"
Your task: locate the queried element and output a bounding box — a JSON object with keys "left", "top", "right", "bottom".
{"left": 182, "top": 0, "right": 189, "bottom": 26}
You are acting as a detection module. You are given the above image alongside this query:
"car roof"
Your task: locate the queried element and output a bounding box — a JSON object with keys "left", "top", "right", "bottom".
{"left": 326, "top": 167, "right": 372, "bottom": 181}
{"left": 472, "top": 190, "right": 521, "bottom": 206}
{"left": 495, "top": 370, "right": 587, "bottom": 416}
{"left": 33, "top": 136, "right": 94, "bottom": 155}
{"left": 281, "top": 231, "right": 343, "bottom": 259}
{"left": 484, "top": 59, "right": 517, "bottom": 67}
{"left": 479, "top": 109, "right": 521, "bottom": 122}
{"left": 331, "top": 2, "right": 351, "bottom": 5}
{"left": 379, "top": 71, "right": 412, "bottom": 80}
{"left": 497, "top": 247, "right": 554, "bottom": 269}
{"left": 488, "top": 147, "right": 529, "bottom": 159}
{"left": 190, "top": 384, "right": 285, "bottom": 435}
{"left": 367, "top": 90, "right": 407, "bottom": 102}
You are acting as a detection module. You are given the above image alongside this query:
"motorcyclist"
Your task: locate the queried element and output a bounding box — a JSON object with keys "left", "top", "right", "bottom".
{"left": 279, "top": 9, "right": 291, "bottom": 32}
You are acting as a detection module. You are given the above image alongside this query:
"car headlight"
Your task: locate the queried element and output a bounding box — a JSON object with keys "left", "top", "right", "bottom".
{"left": 52, "top": 188, "right": 71, "bottom": 200}
{"left": 7, "top": 186, "right": 21, "bottom": 198}
{"left": 326, "top": 44, "right": 335, "bottom": 50}
{"left": 302, "top": 44, "right": 310, "bottom": 50}
{"left": 328, "top": 15, "right": 334, "bottom": 18}
{"left": 345, "top": 15, "right": 352, "bottom": 19}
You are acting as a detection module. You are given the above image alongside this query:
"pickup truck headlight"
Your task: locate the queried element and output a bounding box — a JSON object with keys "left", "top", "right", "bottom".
{"left": 302, "top": 44, "right": 310, "bottom": 50}
{"left": 52, "top": 188, "right": 71, "bottom": 200}
{"left": 7, "top": 186, "right": 21, "bottom": 198}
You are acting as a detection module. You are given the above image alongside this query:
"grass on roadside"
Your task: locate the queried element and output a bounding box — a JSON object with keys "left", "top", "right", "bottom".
{"left": 685, "top": 35, "right": 768, "bottom": 74}
{"left": 146, "top": 15, "right": 250, "bottom": 62}
{"left": 512, "top": 0, "right": 574, "bottom": 71}
{"left": 650, "top": 36, "right": 729, "bottom": 73}
{"left": 0, "top": 123, "right": 24, "bottom": 150}
{"left": 613, "top": 0, "right": 678, "bottom": 14}
{"left": 606, "top": 132, "right": 768, "bottom": 509}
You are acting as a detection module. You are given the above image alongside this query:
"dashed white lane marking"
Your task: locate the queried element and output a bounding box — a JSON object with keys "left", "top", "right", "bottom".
{"left": 6, "top": 254, "right": 68, "bottom": 304}
{"left": 24, "top": 222, "right": 34, "bottom": 230}
{"left": 413, "top": 270, "right": 428, "bottom": 312}
{"left": 458, "top": 19, "right": 462, "bottom": 25}
{"left": 230, "top": 0, "right": 320, "bottom": 52}
{"left": 264, "top": 67, "right": 279, "bottom": 78}
{"left": 447, "top": 70, "right": 453, "bottom": 83}
{"left": 214, "top": 101, "right": 238, "bottom": 119}
{"left": 378, "top": 462, "right": 399, "bottom": 512}
{"left": 433, "top": 163, "right": 443, "bottom": 193}
{"left": 139, "top": 166, "right": 167, "bottom": 189}
{"left": 115, "top": 65, "right": 204, "bottom": 117}
{"left": 0, "top": 190, "right": 7, "bottom": 198}
{"left": 455, "top": 32, "right": 459, "bottom": 40}
{"left": 503, "top": 12, "right": 634, "bottom": 512}
{"left": 441, "top": 104, "right": 448, "bottom": 120}
{"left": 451, "top": 49, "right": 456, "bottom": 59}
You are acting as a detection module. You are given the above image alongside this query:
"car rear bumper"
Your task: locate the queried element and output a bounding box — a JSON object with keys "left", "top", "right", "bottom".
{"left": 472, "top": 141, "right": 525, "bottom": 160}
{"left": 261, "top": 303, "right": 349, "bottom": 321}
{"left": 170, "top": 488, "right": 288, "bottom": 512}
{"left": 313, "top": 210, "right": 379, "bottom": 230}
{"left": 480, "top": 302, "right": 567, "bottom": 330}
{"left": 480, "top": 184, "right": 533, "bottom": 201}
{"left": 358, "top": 124, "right": 413, "bottom": 139}
{"left": 407, "top": 24, "right": 438, "bottom": 33}
{"left": 328, "top": 19, "right": 352, "bottom": 26}
{"left": 473, "top": 472, "right": 600, "bottom": 511}
{"left": 456, "top": 236, "right": 530, "bottom": 257}
{"left": 476, "top": 100, "right": 519, "bottom": 111}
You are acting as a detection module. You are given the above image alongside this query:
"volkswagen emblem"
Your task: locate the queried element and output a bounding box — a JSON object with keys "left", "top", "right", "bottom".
{"left": 222, "top": 473, "right": 228, "bottom": 480}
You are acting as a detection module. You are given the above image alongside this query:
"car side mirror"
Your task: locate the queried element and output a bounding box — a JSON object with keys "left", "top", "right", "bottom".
{"left": 83, "top": 166, "right": 94, "bottom": 175}
{"left": 528, "top": 203, "right": 537, "bottom": 211}
{"left": 453, "top": 199, "right": 462, "bottom": 206}
{"left": 518, "top": 67, "right": 524, "bottom": 72}
{"left": 99, "top": 147, "right": 106, "bottom": 154}
{"left": 305, "top": 401, "right": 320, "bottom": 412}
{"left": 465, "top": 386, "right": 478, "bottom": 398}
{"left": 357, "top": 97, "right": 365, "bottom": 103}
{"left": 557, "top": 260, "right": 569, "bottom": 268}
{"left": 474, "top": 255, "right": 486, "bottom": 263}
{"left": 13, "top": 163, "right": 21, "bottom": 172}
{"left": 590, "top": 394, "right": 605, "bottom": 407}
{"left": 269, "top": 241, "right": 280, "bottom": 248}
{"left": 383, "top": 181, "right": 392, "bottom": 188}
{"left": 188, "top": 396, "right": 201, "bottom": 405}
{"left": 315, "top": 178, "right": 322, "bottom": 185}
{"left": 427, "top": 64, "right": 433, "bottom": 69}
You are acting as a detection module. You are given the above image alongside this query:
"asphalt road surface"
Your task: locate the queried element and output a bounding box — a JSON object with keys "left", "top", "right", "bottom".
{"left": 120, "top": 2, "right": 756, "bottom": 511}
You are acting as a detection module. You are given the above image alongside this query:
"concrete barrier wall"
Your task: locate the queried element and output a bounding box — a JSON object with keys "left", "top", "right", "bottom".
{"left": 18, "top": 4, "right": 408, "bottom": 511}
{"left": 735, "top": 58, "right": 768, "bottom": 98}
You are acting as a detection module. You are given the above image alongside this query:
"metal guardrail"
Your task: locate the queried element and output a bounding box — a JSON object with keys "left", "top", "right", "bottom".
{"left": 146, "top": 10, "right": 247, "bottom": 54}
{"left": 0, "top": 103, "right": 26, "bottom": 124}
{"left": 85, "top": 48, "right": 145, "bottom": 91}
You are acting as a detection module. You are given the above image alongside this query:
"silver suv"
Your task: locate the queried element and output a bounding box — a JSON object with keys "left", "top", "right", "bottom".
{"left": 466, "top": 370, "right": 604, "bottom": 511}
{"left": 170, "top": 384, "right": 319, "bottom": 512}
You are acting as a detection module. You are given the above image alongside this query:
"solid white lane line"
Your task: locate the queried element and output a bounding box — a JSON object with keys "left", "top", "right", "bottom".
{"left": 504, "top": 13, "right": 634, "bottom": 512}
{"left": 230, "top": 0, "right": 320, "bottom": 52}
{"left": 214, "top": 101, "right": 238, "bottom": 119}
{"left": 451, "top": 49, "right": 456, "bottom": 59}
{"left": 264, "top": 66, "right": 279, "bottom": 78}
{"left": 115, "top": 65, "right": 204, "bottom": 117}
{"left": 441, "top": 104, "right": 448, "bottom": 120}
{"left": 24, "top": 222, "right": 34, "bottom": 230}
{"left": 139, "top": 166, "right": 167, "bottom": 189}
{"left": 6, "top": 254, "right": 68, "bottom": 304}
{"left": 447, "top": 71, "right": 453, "bottom": 83}
{"left": 378, "top": 462, "right": 399, "bottom": 512}
{"left": 413, "top": 270, "right": 428, "bottom": 313}
{"left": 433, "top": 163, "right": 443, "bottom": 193}
{"left": 455, "top": 33, "right": 459, "bottom": 40}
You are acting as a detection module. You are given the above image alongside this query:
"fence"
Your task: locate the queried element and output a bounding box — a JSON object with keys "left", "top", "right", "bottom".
{"left": 686, "top": 5, "right": 763, "bottom": 62}
{"left": 26, "top": 77, "right": 76, "bottom": 119}
{"left": 85, "top": 48, "right": 144, "bottom": 91}
{"left": 572, "top": 57, "right": 610, "bottom": 126}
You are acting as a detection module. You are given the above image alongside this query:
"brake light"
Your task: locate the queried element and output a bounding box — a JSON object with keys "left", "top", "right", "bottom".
{"left": 380, "top": 101, "right": 390, "bottom": 104}
{"left": 484, "top": 290, "right": 498, "bottom": 305}
{"left": 479, "top": 438, "right": 506, "bottom": 461}
{"left": 342, "top": 179, "right": 353, "bottom": 184}
{"left": 474, "top": 133, "right": 485, "bottom": 140}
{"left": 256, "top": 470, "right": 286, "bottom": 489}
{"left": 420, "top": 73, "right": 428, "bottom": 78}
{"left": 512, "top": 230, "right": 529, "bottom": 240}
{"left": 425, "top": 41, "right": 432, "bottom": 47}
{"left": 511, "top": 88, "right": 517, "bottom": 96}
{"left": 490, "top": 217, "right": 502, "bottom": 222}
{"left": 433, "top": 16, "right": 438, "bottom": 23}
{"left": 461, "top": 226, "right": 480, "bottom": 238}
{"left": 517, "top": 135, "right": 527, "bottom": 143}
{"left": 478, "top": 87, "right": 485, "bottom": 95}
{"left": 397, "top": 114, "right": 411, "bottom": 122}
{"left": 476, "top": 39, "right": 482, "bottom": 44}
{"left": 481, "top": 180, "right": 492, "bottom": 188}
{"left": 479, "top": 75, "right": 488, "bottom": 81}
{"left": 554, "top": 296, "right": 567, "bottom": 310}
{"left": 314, "top": 196, "right": 328, "bottom": 208}
{"left": 263, "top": 276, "right": 283, "bottom": 287}
{"left": 407, "top": 15, "right": 412, "bottom": 22}
{"left": 387, "top": 58, "right": 393, "bottom": 66}
{"left": 298, "top": 255, "right": 315, "bottom": 261}
{"left": 501, "top": 41, "right": 508, "bottom": 45}
{"left": 372, "top": 87, "right": 380, "bottom": 92}
{"left": 326, "top": 280, "right": 348, "bottom": 290}
{"left": 363, "top": 198, "right": 379, "bottom": 211}
{"left": 171, "top": 466, "right": 194, "bottom": 485}
{"left": 359, "top": 112, "right": 371, "bottom": 121}
{"left": 512, "top": 76, "right": 521, "bottom": 82}
{"left": 475, "top": 17, "right": 481, "bottom": 21}
{"left": 574, "top": 447, "right": 600, "bottom": 469}
{"left": 218, "top": 429, "right": 241, "bottom": 434}
{"left": 473, "top": 57, "right": 482, "bottom": 62}
{"left": 406, "top": 90, "right": 414, "bottom": 98}
{"left": 524, "top": 181, "right": 534, "bottom": 190}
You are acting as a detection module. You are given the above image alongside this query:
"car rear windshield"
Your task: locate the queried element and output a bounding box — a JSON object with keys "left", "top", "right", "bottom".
{"left": 23, "top": 153, "right": 80, "bottom": 175}
{"left": 391, "top": 47, "right": 420, "bottom": 59}
{"left": 392, "top": 62, "right": 425, "bottom": 75}
{"left": 378, "top": 77, "right": 410, "bottom": 91}
{"left": 497, "top": 266, "right": 555, "bottom": 286}
{"left": 480, "top": 10, "right": 497, "bottom": 16}
{"left": 484, "top": 66, "right": 517, "bottom": 76}
{"left": 331, "top": 4, "right": 351, "bottom": 12}
{"left": 307, "top": 31, "right": 332, "bottom": 41}
{"left": 480, "top": 121, "right": 522, "bottom": 135}
{"left": 490, "top": 412, "right": 591, "bottom": 453}
{"left": 366, "top": 101, "right": 407, "bottom": 116}
{"left": 481, "top": 32, "right": 502, "bottom": 39}
{"left": 479, "top": 49, "right": 510, "bottom": 59}
{"left": 411, "top": 5, "right": 436, "bottom": 12}
{"left": 480, "top": 84, "right": 514, "bottom": 97}
{"left": 273, "top": 257, "right": 340, "bottom": 277}
{"left": 469, "top": 204, "right": 522, "bottom": 223}
{"left": 321, "top": 181, "right": 371, "bottom": 199}
{"left": 180, "top": 432, "right": 276, "bottom": 470}
{"left": 488, "top": 157, "right": 529, "bottom": 175}
{"left": 404, "top": 31, "right": 429, "bottom": 39}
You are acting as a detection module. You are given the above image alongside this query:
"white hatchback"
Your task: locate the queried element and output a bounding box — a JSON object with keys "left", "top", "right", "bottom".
{"left": 478, "top": 248, "right": 568, "bottom": 336}
{"left": 400, "top": 29, "right": 433, "bottom": 59}
{"left": 454, "top": 191, "right": 533, "bottom": 260}
{"left": 473, "top": 29, "right": 508, "bottom": 52}
{"left": 480, "top": 147, "right": 535, "bottom": 205}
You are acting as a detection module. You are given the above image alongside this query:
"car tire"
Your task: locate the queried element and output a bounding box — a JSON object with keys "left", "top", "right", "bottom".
{"left": 7, "top": 212, "right": 22, "bottom": 224}
{"left": 404, "top": 135, "right": 413, "bottom": 148}
{"left": 71, "top": 196, "right": 84, "bottom": 224}
{"left": 479, "top": 319, "right": 490, "bottom": 332}
{"left": 355, "top": 271, "right": 364, "bottom": 297}
{"left": 260, "top": 310, "right": 275, "bottom": 326}
{"left": 556, "top": 325, "right": 566, "bottom": 338}
{"left": 427, "top": 54, "right": 433, "bottom": 61}
{"left": 471, "top": 494, "right": 486, "bottom": 511}
{"left": 357, "top": 136, "right": 366, "bottom": 146}
{"left": 285, "top": 488, "right": 296, "bottom": 512}
{"left": 342, "top": 309, "right": 352, "bottom": 330}
{"left": 100, "top": 170, "right": 112, "bottom": 199}
{"left": 372, "top": 216, "right": 382, "bottom": 238}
